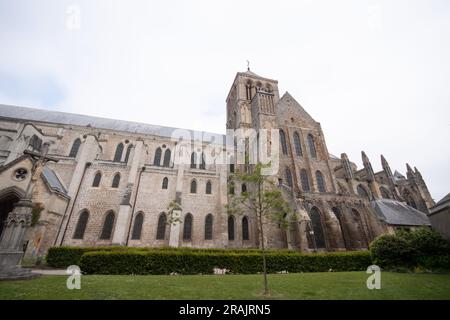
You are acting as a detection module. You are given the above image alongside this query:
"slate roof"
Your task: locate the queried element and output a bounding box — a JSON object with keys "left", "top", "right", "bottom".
{"left": 0, "top": 104, "right": 224, "bottom": 143}
{"left": 430, "top": 193, "right": 450, "bottom": 214}
{"left": 41, "top": 166, "right": 68, "bottom": 196}
{"left": 371, "top": 198, "right": 431, "bottom": 226}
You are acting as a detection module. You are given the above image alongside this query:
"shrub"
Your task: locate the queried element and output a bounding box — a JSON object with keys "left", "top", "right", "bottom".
{"left": 369, "top": 235, "right": 415, "bottom": 269}
{"left": 396, "top": 228, "right": 450, "bottom": 257}
{"left": 79, "top": 250, "right": 372, "bottom": 275}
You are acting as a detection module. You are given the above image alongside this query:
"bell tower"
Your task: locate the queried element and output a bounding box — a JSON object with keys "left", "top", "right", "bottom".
{"left": 226, "top": 68, "right": 280, "bottom": 131}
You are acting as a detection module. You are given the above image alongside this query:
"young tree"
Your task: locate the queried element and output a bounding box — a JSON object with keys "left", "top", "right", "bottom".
{"left": 226, "top": 162, "right": 294, "bottom": 295}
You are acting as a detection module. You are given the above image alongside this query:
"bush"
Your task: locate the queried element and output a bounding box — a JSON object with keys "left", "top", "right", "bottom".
{"left": 370, "top": 228, "right": 450, "bottom": 271}
{"left": 369, "top": 235, "right": 415, "bottom": 269}
{"left": 79, "top": 250, "right": 372, "bottom": 275}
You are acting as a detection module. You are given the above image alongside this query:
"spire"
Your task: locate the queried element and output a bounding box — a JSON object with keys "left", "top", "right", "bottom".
{"left": 341, "top": 153, "right": 354, "bottom": 179}
{"left": 361, "top": 151, "right": 375, "bottom": 181}
{"left": 381, "top": 154, "right": 393, "bottom": 177}
{"left": 406, "top": 163, "right": 413, "bottom": 173}
{"left": 406, "top": 163, "right": 414, "bottom": 180}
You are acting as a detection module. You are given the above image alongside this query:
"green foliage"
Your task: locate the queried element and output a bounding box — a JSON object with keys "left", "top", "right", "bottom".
{"left": 79, "top": 249, "right": 372, "bottom": 275}
{"left": 370, "top": 235, "right": 415, "bottom": 268}
{"left": 370, "top": 228, "right": 450, "bottom": 271}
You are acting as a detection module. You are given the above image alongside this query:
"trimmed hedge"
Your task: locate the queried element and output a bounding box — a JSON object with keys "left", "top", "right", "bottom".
{"left": 79, "top": 250, "right": 372, "bottom": 275}
{"left": 46, "top": 246, "right": 296, "bottom": 268}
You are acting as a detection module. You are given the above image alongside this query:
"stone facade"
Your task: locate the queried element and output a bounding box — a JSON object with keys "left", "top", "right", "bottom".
{"left": 0, "top": 70, "right": 435, "bottom": 262}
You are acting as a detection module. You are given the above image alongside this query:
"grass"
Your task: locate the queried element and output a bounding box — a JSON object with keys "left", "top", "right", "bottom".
{"left": 1, "top": 272, "right": 450, "bottom": 300}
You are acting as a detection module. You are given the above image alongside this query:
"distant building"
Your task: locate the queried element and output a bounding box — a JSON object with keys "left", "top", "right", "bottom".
{"left": 0, "top": 70, "right": 434, "bottom": 263}
{"left": 429, "top": 194, "right": 450, "bottom": 241}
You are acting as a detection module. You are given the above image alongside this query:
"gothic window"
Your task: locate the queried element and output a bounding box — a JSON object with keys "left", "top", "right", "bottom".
{"left": 351, "top": 209, "right": 368, "bottom": 247}
{"left": 114, "top": 143, "right": 124, "bottom": 162}
{"left": 190, "top": 179, "right": 197, "bottom": 193}
{"left": 190, "top": 152, "right": 197, "bottom": 168}
{"left": 228, "top": 216, "right": 235, "bottom": 241}
{"left": 163, "top": 149, "right": 171, "bottom": 167}
{"left": 229, "top": 156, "right": 235, "bottom": 173}
{"left": 29, "top": 134, "right": 42, "bottom": 152}
{"left": 206, "top": 180, "right": 212, "bottom": 194}
{"left": 403, "top": 189, "right": 417, "bottom": 209}
{"left": 131, "top": 212, "right": 144, "bottom": 240}
{"left": 309, "top": 207, "right": 326, "bottom": 249}
{"left": 199, "top": 152, "right": 206, "bottom": 169}
{"left": 357, "top": 184, "right": 370, "bottom": 199}
{"left": 153, "top": 147, "right": 162, "bottom": 166}
{"left": 73, "top": 210, "right": 89, "bottom": 239}
{"left": 124, "top": 144, "right": 133, "bottom": 163}
{"left": 111, "top": 173, "right": 120, "bottom": 188}
{"left": 99, "top": 211, "right": 115, "bottom": 240}
{"left": 69, "top": 138, "right": 81, "bottom": 158}
{"left": 204, "top": 214, "right": 213, "bottom": 240}
{"left": 315, "top": 170, "right": 326, "bottom": 193}
{"left": 307, "top": 134, "right": 317, "bottom": 158}
{"left": 242, "top": 216, "right": 249, "bottom": 240}
{"left": 300, "top": 169, "right": 310, "bottom": 192}
{"left": 332, "top": 207, "right": 349, "bottom": 249}
{"left": 92, "top": 172, "right": 102, "bottom": 187}
{"left": 280, "top": 129, "right": 288, "bottom": 155}
{"left": 293, "top": 132, "right": 302, "bottom": 157}
{"left": 156, "top": 213, "right": 167, "bottom": 240}
{"left": 183, "top": 213, "right": 193, "bottom": 241}
{"left": 162, "top": 177, "right": 168, "bottom": 189}
{"left": 380, "top": 187, "right": 391, "bottom": 199}
{"left": 241, "top": 183, "right": 247, "bottom": 193}
{"left": 285, "top": 167, "right": 293, "bottom": 187}
{"left": 229, "top": 182, "right": 235, "bottom": 195}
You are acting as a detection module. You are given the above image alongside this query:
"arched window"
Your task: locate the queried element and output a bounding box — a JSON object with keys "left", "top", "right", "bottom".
{"left": 183, "top": 213, "right": 193, "bottom": 241}
{"left": 241, "top": 183, "right": 247, "bottom": 193}
{"left": 300, "top": 169, "right": 310, "bottom": 192}
{"left": 69, "top": 138, "right": 81, "bottom": 158}
{"left": 190, "top": 179, "right": 197, "bottom": 193}
{"left": 228, "top": 216, "right": 235, "bottom": 241}
{"left": 111, "top": 173, "right": 120, "bottom": 188}
{"left": 114, "top": 143, "right": 124, "bottom": 162}
{"left": 92, "top": 172, "right": 102, "bottom": 187}
{"left": 73, "top": 210, "right": 89, "bottom": 239}
{"left": 403, "top": 189, "right": 417, "bottom": 209}
{"left": 131, "top": 212, "right": 144, "bottom": 240}
{"left": 280, "top": 129, "right": 288, "bottom": 155}
{"left": 242, "top": 216, "right": 249, "bottom": 240}
{"left": 309, "top": 207, "right": 325, "bottom": 249}
{"left": 204, "top": 214, "right": 213, "bottom": 240}
{"left": 285, "top": 167, "right": 293, "bottom": 187}
{"left": 315, "top": 170, "right": 326, "bottom": 192}
{"left": 163, "top": 149, "right": 171, "bottom": 167}
{"left": 229, "top": 156, "right": 235, "bottom": 173}
{"left": 293, "top": 132, "right": 302, "bottom": 157}
{"left": 124, "top": 144, "right": 133, "bottom": 163}
{"left": 332, "top": 207, "right": 349, "bottom": 249}
{"left": 206, "top": 181, "right": 212, "bottom": 194}
{"left": 100, "top": 211, "right": 115, "bottom": 240}
{"left": 380, "top": 187, "right": 391, "bottom": 199}
{"left": 190, "top": 152, "right": 197, "bottom": 168}
{"left": 357, "top": 184, "right": 370, "bottom": 199}
{"left": 199, "top": 152, "right": 206, "bottom": 169}
{"left": 153, "top": 147, "right": 162, "bottom": 166}
{"left": 156, "top": 213, "right": 167, "bottom": 240}
{"left": 162, "top": 177, "right": 169, "bottom": 189}
{"left": 351, "top": 209, "right": 368, "bottom": 247}
{"left": 29, "top": 134, "right": 42, "bottom": 152}
{"left": 307, "top": 134, "right": 317, "bottom": 158}
{"left": 229, "top": 182, "right": 235, "bottom": 195}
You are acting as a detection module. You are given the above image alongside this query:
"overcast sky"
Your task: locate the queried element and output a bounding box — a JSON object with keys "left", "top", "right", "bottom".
{"left": 0, "top": 0, "right": 449, "bottom": 201}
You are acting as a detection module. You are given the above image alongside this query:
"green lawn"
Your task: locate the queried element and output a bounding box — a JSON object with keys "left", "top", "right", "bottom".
{"left": 1, "top": 272, "right": 450, "bottom": 300}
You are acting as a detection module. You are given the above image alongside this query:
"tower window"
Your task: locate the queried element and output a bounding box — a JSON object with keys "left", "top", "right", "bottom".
{"left": 153, "top": 147, "right": 162, "bottom": 166}
{"left": 163, "top": 149, "right": 171, "bottom": 167}
{"left": 204, "top": 214, "right": 213, "bottom": 240}
{"left": 73, "top": 210, "right": 89, "bottom": 239}
{"left": 183, "top": 213, "right": 193, "bottom": 241}
{"left": 156, "top": 213, "right": 167, "bottom": 240}
{"left": 293, "top": 132, "right": 302, "bottom": 157}
{"left": 300, "top": 169, "right": 310, "bottom": 192}
{"left": 131, "top": 212, "right": 144, "bottom": 240}
{"left": 114, "top": 143, "right": 124, "bottom": 162}
{"left": 190, "top": 179, "right": 197, "bottom": 193}
{"left": 69, "top": 138, "right": 81, "bottom": 158}
{"left": 99, "top": 211, "right": 115, "bottom": 240}
{"left": 307, "top": 134, "right": 317, "bottom": 158}
{"left": 206, "top": 180, "right": 212, "bottom": 194}
{"left": 315, "top": 170, "right": 326, "bottom": 193}
{"left": 162, "top": 177, "right": 169, "bottom": 189}
{"left": 92, "top": 172, "right": 102, "bottom": 187}
{"left": 111, "top": 173, "right": 120, "bottom": 188}
{"left": 280, "top": 129, "right": 288, "bottom": 155}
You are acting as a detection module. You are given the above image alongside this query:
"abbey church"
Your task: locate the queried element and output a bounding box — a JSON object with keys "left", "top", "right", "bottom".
{"left": 0, "top": 70, "right": 434, "bottom": 263}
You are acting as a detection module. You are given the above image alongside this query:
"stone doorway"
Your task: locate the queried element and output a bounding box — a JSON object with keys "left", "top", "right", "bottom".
{"left": 0, "top": 191, "right": 21, "bottom": 240}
